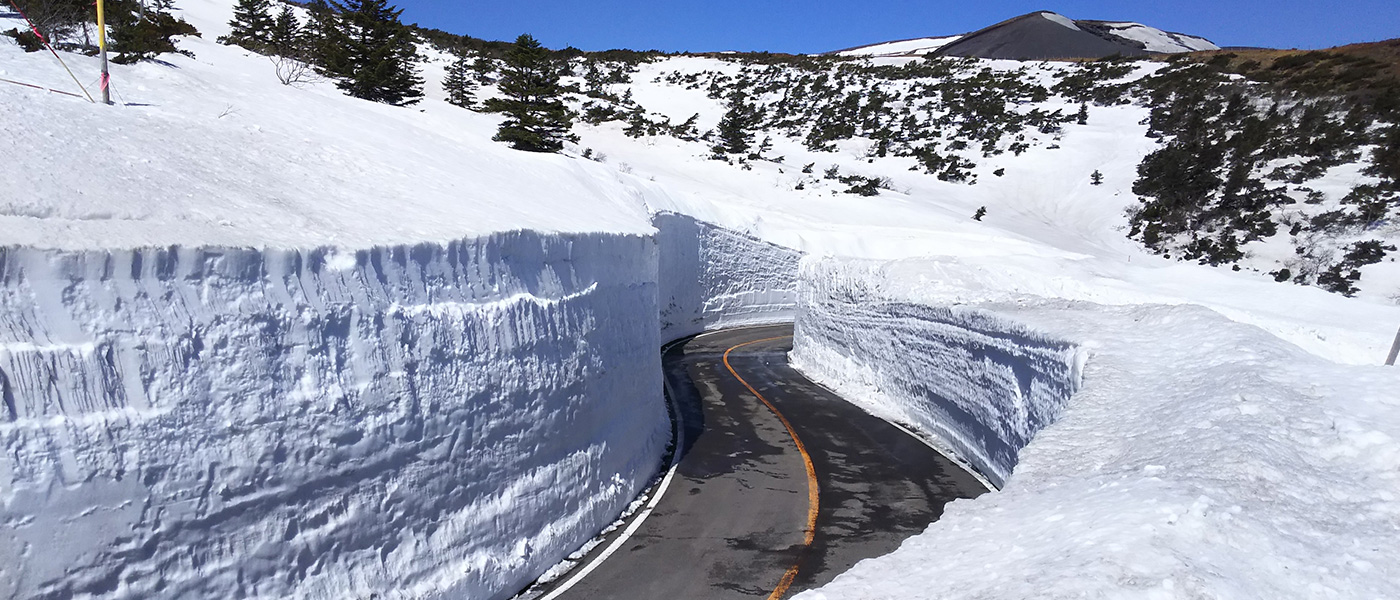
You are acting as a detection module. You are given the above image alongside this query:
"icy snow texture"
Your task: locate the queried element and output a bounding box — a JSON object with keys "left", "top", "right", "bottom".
{"left": 0, "top": 232, "right": 669, "bottom": 600}
{"left": 655, "top": 212, "right": 802, "bottom": 340}
{"left": 795, "top": 263, "right": 1400, "bottom": 600}
{"left": 789, "top": 258, "right": 1083, "bottom": 488}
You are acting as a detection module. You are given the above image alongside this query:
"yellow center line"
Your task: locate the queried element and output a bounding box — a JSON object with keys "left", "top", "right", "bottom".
{"left": 722, "top": 335, "right": 818, "bottom": 600}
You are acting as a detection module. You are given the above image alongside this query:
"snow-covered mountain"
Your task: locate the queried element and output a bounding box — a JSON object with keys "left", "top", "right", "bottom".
{"left": 835, "top": 11, "right": 1219, "bottom": 59}
{"left": 1, "top": 1, "right": 1397, "bottom": 599}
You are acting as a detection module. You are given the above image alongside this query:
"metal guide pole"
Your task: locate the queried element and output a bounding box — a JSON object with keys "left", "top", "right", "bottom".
{"left": 97, "top": 0, "right": 111, "bottom": 105}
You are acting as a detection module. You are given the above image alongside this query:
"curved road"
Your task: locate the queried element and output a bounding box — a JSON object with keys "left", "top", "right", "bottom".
{"left": 533, "top": 325, "right": 987, "bottom": 600}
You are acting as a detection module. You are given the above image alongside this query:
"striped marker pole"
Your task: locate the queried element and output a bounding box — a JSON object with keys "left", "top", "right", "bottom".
{"left": 97, "top": 0, "right": 111, "bottom": 105}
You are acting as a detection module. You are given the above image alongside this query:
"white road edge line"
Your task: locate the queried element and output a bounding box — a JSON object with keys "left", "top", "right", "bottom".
{"left": 536, "top": 337, "right": 691, "bottom": 600}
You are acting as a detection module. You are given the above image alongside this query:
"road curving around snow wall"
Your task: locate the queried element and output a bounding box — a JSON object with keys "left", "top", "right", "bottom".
{"left": 789, "top": 257, "right": 1088, "bottom": 489}
{"left": 0, "top": 216, "right": 1086, "bottom": 599}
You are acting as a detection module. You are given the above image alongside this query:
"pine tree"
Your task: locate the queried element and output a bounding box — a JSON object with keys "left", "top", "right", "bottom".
{"left": 318, "top": 0, "right": 423, "bottom": 106}
{"left": 108, "top": 0, "right": 200, "bottom": 64}
{"left": 1091, "top": 169, "right": 1104, "bottom": 185}
{"left": 1076, "top": 102, "right": 1089, "bottom": 125}
{"left": 219, "top": 0, "right": 275, "bottom": 51}
{"left": 267, "top": 4, "right": 303, "bottom": 58}
{"left": 303, "top": 0, "right": 344, "bottom": 68}
{"left": 714, "top": 89, "right": 757, "bottom": 155}
{"left": 973, "top": 206, "right": 987, "bottom": 221}
{"left": 442, "top": 54, "right": 477, "bottom": 108}
{"left": 483, "top": 34, "right": 577, "bottom": 153}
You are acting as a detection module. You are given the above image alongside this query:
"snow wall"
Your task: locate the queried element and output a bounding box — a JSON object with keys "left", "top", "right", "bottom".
{"left": 0, "top": 233, "right": 669, "bottom": 600}
{"left": 654, "top": 211, "right": 802, "bottom": 341}
{"left": 789, "top": 258, "right": 1087, "bottom": 489}
{"left": 0, "top": 214, "right": 803, "bottom": 600}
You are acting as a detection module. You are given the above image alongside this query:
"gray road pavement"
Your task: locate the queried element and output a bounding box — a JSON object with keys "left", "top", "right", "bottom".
{"left": 541, "top": 325, "right": 987, "bottom": 599}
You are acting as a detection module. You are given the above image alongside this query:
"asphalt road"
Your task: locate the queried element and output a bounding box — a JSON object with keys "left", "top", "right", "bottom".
{"left": 539, "top": 324, "right": 988, "bottom": 600}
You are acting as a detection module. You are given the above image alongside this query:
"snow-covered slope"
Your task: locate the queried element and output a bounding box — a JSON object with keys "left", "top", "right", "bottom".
{"left": 0, "top": 0, "right": 652, "bottom": 250}
{"left": 833, "top": 36, "right": 963, "bottom": 57}
{"left": 1095, "top": 21, "right": 1220, "bottom": 53}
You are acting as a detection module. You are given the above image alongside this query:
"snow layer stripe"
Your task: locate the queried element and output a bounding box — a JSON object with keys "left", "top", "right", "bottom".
{"left": 722, "top": 335, "right": 818, "bottom": 600}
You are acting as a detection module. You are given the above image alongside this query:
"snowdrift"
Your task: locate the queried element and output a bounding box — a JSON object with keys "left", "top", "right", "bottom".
{"left": 789, "top": 257, "right": 1085, "bottom": 488}
{"left": 0, "top": 232, "right": 669, "bottom": 600}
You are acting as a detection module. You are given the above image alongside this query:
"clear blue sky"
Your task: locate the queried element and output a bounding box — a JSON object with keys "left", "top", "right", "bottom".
{"left": 393, "top": 0, "right": 1397, "bottom": 54}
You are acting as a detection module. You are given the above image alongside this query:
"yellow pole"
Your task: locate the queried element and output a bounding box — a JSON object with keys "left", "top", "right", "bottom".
{"left": 97, "top": 0, "right": 111, "bottom": 105}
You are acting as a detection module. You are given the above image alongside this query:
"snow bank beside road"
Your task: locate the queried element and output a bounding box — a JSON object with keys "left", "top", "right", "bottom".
{"left": 790, "top": 258, "right": 1084, "bottom": 488}
{"left": 656, "top": 212, "right": 802, "bottom": 340}
{"left": 795, "top": 262, "right": 1400, "bottom": 600}
{"left": 0, "top": 232, "right": 668, "bottom": 600}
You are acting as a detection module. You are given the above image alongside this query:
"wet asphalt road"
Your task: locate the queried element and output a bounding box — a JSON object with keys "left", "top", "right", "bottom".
{"left": 546, "top": 325, "right": 987, "bottom": 599}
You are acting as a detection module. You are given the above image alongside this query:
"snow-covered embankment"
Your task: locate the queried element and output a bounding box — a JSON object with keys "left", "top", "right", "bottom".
{"left": 0, "top": 232, "right": 668, "bottom": 599}
{"left": 655, "top": 211, "right": 803, "bottom": 340}
{"left": 789, "top": 257, "right": 1086, "bottom": 488}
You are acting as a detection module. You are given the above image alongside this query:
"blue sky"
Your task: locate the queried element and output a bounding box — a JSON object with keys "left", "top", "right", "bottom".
{"left": 394, "top": 1, "right": 1397, "bottom": 54}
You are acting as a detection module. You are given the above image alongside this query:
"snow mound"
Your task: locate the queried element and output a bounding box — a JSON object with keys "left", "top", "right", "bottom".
{"left": 792, "top": 262, "right": 1400, "bottom": 600}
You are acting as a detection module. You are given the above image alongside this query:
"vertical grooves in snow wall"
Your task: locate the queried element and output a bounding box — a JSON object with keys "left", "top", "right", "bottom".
{"left": 789, "top": 258, "right": 1086, "bottom": 488}
{"left": 0, "top": 232, "right": 667, "bottom": 600}
{"left": 655, "top": 212, "right": 803, "bottom": 340}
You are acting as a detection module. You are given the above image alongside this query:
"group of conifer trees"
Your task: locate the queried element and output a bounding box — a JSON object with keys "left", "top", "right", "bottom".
{"left": 222, "top": 0, "right": 574, "bottom": 152}
{"left": 5, "top": 0, "right": 199, "bottom": 64}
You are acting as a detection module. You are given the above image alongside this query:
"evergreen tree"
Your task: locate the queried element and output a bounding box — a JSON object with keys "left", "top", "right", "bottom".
{"left": 442, "top": 54, "right": 477, "bottom": 108}
{"left": 1076, "top": 102, "right": 1089, "bottom": 125}
{"left": 267, "top": 4, "right": 304, "bottom": 58}
{"left": 1091, "top": 169, "right": 1104, "bottom": 185}
{"left": 219, "top": 0, "right": 275, "bottom": 51}
{"left": 483, "top": 34, "right": 577, "bottom": 153}
{"left": 108, "top": 0, "right": 200, "bottom": 64}
{"left": 471, "top": 57, "right": 497, "bottom": 84}
{"left": 318, "top": 0, "right": 422, "bottom": 106}
{"left": 714, "top": 89, "right": 757, "bottom": 155}
{"left": 973, "top": 206, "right": 987, "bottom": 221}
{"left": 303, "top": 0, "right": 344, "bottom": 68}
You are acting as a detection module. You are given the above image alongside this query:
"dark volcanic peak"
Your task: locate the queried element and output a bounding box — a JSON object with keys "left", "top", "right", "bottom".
{"left": 935, "top": 11, "right": 1142, "bottom": 60}
{"left": 833, "top": 11, "right": 1221, "bottom": 61}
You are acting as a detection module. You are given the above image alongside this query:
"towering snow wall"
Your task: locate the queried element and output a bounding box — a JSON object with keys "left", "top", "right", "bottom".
{"left": 789, "top": 258, "right": 1085, "bottom": 488}
{"left": 0, "top": 232, "right": 669, "bottom": 600}
{"left": 655, "top": 212, "right": 802, "bottom": 341}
